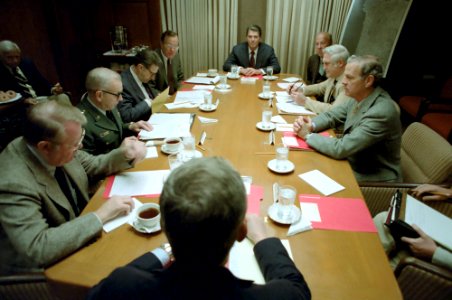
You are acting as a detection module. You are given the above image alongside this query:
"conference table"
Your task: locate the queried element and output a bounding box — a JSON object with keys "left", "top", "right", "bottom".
{"left": 45, "top": 73, "right": 402, "bottom": 299}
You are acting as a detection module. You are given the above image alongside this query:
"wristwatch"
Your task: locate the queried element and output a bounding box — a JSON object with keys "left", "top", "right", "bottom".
{"left": 160, "top": 243, "right": 174, "bottom": 262}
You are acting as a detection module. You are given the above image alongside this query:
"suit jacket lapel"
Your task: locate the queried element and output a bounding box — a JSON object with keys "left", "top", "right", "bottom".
{"left": 125, "top": 68, "right": 148, "bottom": 102}
{"left": 343, "top": 87, "right": 381, "bottom": 133}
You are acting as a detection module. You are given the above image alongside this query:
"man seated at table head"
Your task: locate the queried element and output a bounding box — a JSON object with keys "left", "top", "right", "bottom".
{"left": 118, "top": 48, "right": 161, "bottom": 123}
{"left": 0, "top": 100, "right": 142, "bottom": 275}
{"left": 290, "top": 44, "right": 352, "bottom": 114}
{"left": 306, "top": 32, "right": 332, "bottom": 85}
{"left": 152, "top": 30, "right": 184, "bottom": 95}
{"left": 87, "top": 157, "right": 311, "bottom": 300}
{"left": 0, "top": 40, "right": 71, "bottom": 105}
{"left": 223, "top": 24, "right": 281, "bottom": 76}
{"left": 77, "top": 67, "right": 152, "bottom": 155}
{"left": 293, "top": 55, "right": 402, "bottom": 182}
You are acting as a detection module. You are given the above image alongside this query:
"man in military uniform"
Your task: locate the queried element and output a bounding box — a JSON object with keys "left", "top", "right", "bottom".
{"left": 77, "top": 67, "right": 152, "bottom": 155}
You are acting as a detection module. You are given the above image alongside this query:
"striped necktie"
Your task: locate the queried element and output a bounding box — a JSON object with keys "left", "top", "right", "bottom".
{"left": 13, "top": 67, "right": 35, "bottom": 98}
{"left": 54, "top": 167, "right": 81, "bottom": 216}
{"left": 327, "top": 80, "right": 337, "bottom": 104}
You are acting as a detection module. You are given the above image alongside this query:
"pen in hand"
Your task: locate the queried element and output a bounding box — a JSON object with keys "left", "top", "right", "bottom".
{"left": 289, "top": 81, "right": 303, "bottom": 94}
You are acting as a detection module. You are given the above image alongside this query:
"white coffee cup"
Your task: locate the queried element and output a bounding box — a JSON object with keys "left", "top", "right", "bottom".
{"left": 208, "top": 69, "right": 217, "bottom": 77}
{"left": 136, "top": 203, "right": 160, "bottom": 229}
{"left": 164, "top": 137, "right": 182, "bottom": 152}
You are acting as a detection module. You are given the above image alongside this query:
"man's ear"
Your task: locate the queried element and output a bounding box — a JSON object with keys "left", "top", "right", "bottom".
{"left": 36, "top": 140, "right": 52, "bottom": 155}
{"left": 365, "top": 75, "right": 375, "bottom": 88}
{"left": 236, "top": 220, "right": 247, "bottom": 242}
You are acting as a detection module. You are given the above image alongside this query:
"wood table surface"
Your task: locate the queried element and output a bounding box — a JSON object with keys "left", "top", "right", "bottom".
{"left": 45, "top": 73, "right": 402, "bottom": 300}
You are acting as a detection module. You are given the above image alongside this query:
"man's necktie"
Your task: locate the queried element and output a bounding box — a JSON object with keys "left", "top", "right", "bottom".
{"left": 13, "top": 67, "right": 34, "bottom": 98}
{"left": 167, "top": 59, "right": 176, "bottom": 95}
{"left": 54, "top": 167, "right": 81, "bottom": 216}
{"left": 106, "top": 110, "right": 119, "bottom": 130}
{"left": 327, "top": 80, "right": 337, "bottom": 104}
{"left": 143, "top": 83, "right": 154, "bottom": 99}
{"left": 249, "top": 51, "right": 255, "bottom": 68}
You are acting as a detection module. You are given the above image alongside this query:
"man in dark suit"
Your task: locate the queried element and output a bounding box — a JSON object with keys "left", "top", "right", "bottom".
{"left": 152, "top": 31, "right": 184, "bottom": 95}
{"left": 223, "top": 24, "right": 281, "bottom": 76}
{"left": 0, "top": 101, "right": 143, "bottom": 275}
{"left": 0, "top": 40, "right": 70, "bottom": 105}
{"left": 294, "top": 55, "right": 402, "bottom": 182}
{"left": 305, "top": 32, "right": 332, "bottom": 85}
{"left": 118, "top": 49, "right": 161, "bottom": 123}
{"left": 87, "top": 157, "right": 311, "bottom": 300}
{"left": 77, "top": 67, "right": 152, "bottom": 155}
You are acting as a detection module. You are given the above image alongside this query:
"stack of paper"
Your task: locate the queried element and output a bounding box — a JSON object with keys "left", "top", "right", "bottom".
{"left": 298, "top": 170, "right": 345, "bottom": 196}
{"left": 139, "top": 113, "right": 193, "bottom": 140}
{"left": 185, "top": 76, "right": 220, "bottom": 85}
{"left": 276, "top": 102, "right": 316, "bottom": 116}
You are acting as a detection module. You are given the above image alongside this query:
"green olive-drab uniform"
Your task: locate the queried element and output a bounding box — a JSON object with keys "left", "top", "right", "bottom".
{"left": 77, "top": 94, "right": 133, "bottom": 155}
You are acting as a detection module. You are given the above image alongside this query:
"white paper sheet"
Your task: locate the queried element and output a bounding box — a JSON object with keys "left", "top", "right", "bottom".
{"left": 405, "top": 195, "right": 452, "bottom": 250}
{"left": 270, "top": 115, "right": 287, "bottom": 124}
{"left": 103, "top": 198, "right": 143, "bottom": 233}
{"left": 145, "top": 146, "right": 158, "bottom": 158}
{"left": 276, "top": 102, "right": 316, "bottom": 116}
{"left": 108, "top": 170, "right": 170, "bottom": 197}
{"left": 229, "top": 239, "right": 292, "bottom": 284}
{"left": 276, "top": 124, "right": 294, "bottom": 132}
{"left": 174, "top": 91, "right": 205, "bottom": 104}
{"left": 139, "top": 113, "right": 193, "bottom": 140}
{"left": 197, "top": 116, "right": 218, "bottom": 123}
{"left": 192, "top": 85, "right": 216, "bottom": 90}
{"left": 298, "top": 170, "right": 345, "bottom": 196}
{"left": 283, "top": 77, "right": 301, "bottom": 83}
{"left": 185, "top": 76, "right": 220, "bottom": 85}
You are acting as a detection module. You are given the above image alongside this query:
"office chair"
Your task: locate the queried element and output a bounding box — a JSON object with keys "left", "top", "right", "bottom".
{"left": 0, "top": 273, "right": 55, "bottom": 300}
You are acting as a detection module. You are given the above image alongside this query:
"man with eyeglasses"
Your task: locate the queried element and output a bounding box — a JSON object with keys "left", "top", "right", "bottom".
{"left": 152, "top": 30, "right": 184, "bottom": 95}
{"left": 118, "top": 49, "right": 161, "bottom": 123}
{"left": 0, "top": 100, "right": 144, "bottom": 275}
{"left": 77, "top": 67, "right": 152, "bottom": 155}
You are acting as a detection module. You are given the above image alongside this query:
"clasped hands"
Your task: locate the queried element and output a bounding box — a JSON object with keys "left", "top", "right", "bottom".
{"left": 293, "top": 116, "right": 313, "bottom": 140}
{"left": 240, "top": 67, "right": 263, "bottom": 76}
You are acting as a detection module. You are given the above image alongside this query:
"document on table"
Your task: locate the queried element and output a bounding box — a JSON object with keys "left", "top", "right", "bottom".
{"left": 107, "top": 170, "right": 170, "bottom": 197}
{"left": 139, "top": 113, "right": 193, "bottom": 140}
{"left": 298, "top": 170, "right": 345, "bottom": 196}
{"left": 173, "top": 90, "right": 205, "bottom": 105}
{"left": 276, "top": 102, "right": 316, "bottom": 116}
{"left": 405, "top": 194, "right": 452, "bottom": 250}
{"left": 229, "top": 239, "right": 293, "bottom": 284}
{"left": 185, "top": 76, "right": 220, "bottom": 85}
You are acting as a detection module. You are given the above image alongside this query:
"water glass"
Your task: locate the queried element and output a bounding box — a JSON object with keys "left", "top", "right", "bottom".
{"left": 266, "top": 66, "right": 273, "bottom": 77}
{"left": 231, "top": 64, "right": 238, "bottom": 77}
{"left": 262, "top": 81, "right": 271, "bottom": 98}
{"left": 181, "top": 135, "right": 196, "bottom": 161}
{"left": 168, "top": 153, "right": 183, "bottom": 170}
{"left": 275, "top": 143, "right": 289, "bottom": 170}
{"left": 219, "top": 75, "right": 227, "bottom": 89}
{"left": 203, "top": 93, "right": 213, "bottom": 109}
{"left": 278, "top": 185, "right": 296, "bottom": 221}
{"left": 262, "top": 107, "right": 272, "bottom": 128}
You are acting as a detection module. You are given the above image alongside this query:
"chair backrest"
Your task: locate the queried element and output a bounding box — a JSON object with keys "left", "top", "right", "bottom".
{"left": 0, "top": 273, "right": 55, "bottom": 300}
{"left": 401, "top": 122, "right": 452, "bottom": 183}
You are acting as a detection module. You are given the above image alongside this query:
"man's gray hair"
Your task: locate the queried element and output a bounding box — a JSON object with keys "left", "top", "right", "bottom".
{"left": 0, "top": 40, "right": 20, "bottom": 55}
{"left": 160, "top": 157, "right": 246, "bottom": 266}
{"left": 323, "top": 44, "right": 349, "bottom": 64}
{"left": 85, "top": 67, "right": 121, "bottom": 91}
{"left": 347, "top": 55, "right": 383, "bottom": 86}
{"left": 24, "top": 101, "right": 86, "bottom": 145}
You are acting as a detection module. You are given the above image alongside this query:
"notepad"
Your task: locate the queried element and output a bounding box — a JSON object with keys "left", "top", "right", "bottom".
{"left": 298, "top": 170, "right": 345, "bottom": 196}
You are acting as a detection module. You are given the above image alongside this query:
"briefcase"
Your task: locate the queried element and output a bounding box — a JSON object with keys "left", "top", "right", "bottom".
{"left": 384, "top": 190, "right": 420, "bottom": 246}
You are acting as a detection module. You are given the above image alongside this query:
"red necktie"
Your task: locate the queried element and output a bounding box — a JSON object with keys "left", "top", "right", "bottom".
{"left": 249, "top": 51, "right": 255, "bottom": 68}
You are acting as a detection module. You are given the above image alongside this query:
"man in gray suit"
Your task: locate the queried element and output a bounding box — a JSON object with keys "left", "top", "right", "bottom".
{"left": 223, "top": 24, "right": 281, "bottom": 76}
{"left": 0, "top": 101, "right": 143, "bottom": 275}
{"left": 294, "top": 55, "right": 402, "bottom": 182}
{"left": 118, "top": 49, "right": 161, "bottom": 122}
{"left": 152, "top": 30, "right": 184, "bottom": 95}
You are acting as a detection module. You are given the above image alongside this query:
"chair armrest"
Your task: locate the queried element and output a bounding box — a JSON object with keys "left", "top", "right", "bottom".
{"left": 395, "top": 256, "right": 452, "bottom": 300}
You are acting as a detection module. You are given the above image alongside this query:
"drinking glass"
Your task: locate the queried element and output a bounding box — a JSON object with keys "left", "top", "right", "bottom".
{"left": 275, "top": 143, "right": 289, "bottom": 170}
{"left": 278, "top": 185, "right": 296, "bottom": 221}
{"left": 219, "top": 75, "right": 227, "bottom": 89}
{"left": 262, "top": 81, "right": 271, "bottom": 98}
{"left": 266, "top": 66, "right": 273, "bottom": 78}
{"left": 262, "top": 107, "right": 272, "bottom": 129}
{"left": 168, "top": 153, "right": 183, "bottom": 170}
{"left": 203, "top": 93, "right": 213, "bottom": 109}
{"left": 181, "top": 135, "right": 196, "bottom": 161}
{"left": 231, "top": 64, "right": 238, "bottom": 77}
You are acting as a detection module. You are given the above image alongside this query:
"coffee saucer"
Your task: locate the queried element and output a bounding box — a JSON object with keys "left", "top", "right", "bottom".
{"left": 256, "top": 122, "right": 276, "bottom": 131}
{"left": 258, "top": 92, "right": 273, "bottom": 100}
{"left": 132, "top": 220, "right": 162, "bottom": 234}
{"left": 267, "top": 159, "right": 295, "bottom": 174}
{"left": 161, "top": 143, "right": 183, "bottom": 155}
{"left": 227, "top": 74, "right": 240, "bottom": 80}
{"left": 199, "top": 103, "right": 217, "bottom": 112}
{"left": 177, "top": 150, "right": 203, "bottom": 161}
{"left": 263, "top": 75, "right": 278, "bottom": 81}
{"left": 267, "top": 203, "right": 301, "bottom": 225}
{"left": 216, "top": 84, "right": 231, "bottom": 90}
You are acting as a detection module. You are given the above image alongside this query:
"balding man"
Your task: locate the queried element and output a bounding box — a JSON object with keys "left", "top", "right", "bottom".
{"left": 77, "top": 67, "right": 152, "bottom": 155}
{"left": 0, "top": 101, "right": 142, "bottom": 275}
{"left": 306, "top": 32, "right": 332, "bottom": 85}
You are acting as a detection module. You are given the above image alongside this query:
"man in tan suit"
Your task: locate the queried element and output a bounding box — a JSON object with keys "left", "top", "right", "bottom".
{"left": 0, "top": 101, "right": 143, "bottom": 275}
{"left": 290, "top": 44, "right": 352, "bottom": 114}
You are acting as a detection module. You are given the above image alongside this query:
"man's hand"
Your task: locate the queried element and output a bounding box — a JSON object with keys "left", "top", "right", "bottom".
{"left": 293, "top": 116, "right": 312, "bottom": 140}
{"left": 120, "top": 136, "right": 147, "bottom": 165}
{"left": 24, "top": 97, "right": 38, "bottom": 105}
{"left": 94, "top": 195, "right": 134, "bottom": 223}
{"left": 291, "top": 91, "right": 308, "bottom": 106}
{"left": 51, "top": 82, "right": 64, "bottom": 95}
{"left": 246, "top": 214, "right": 274, "bottom": 245}
{"left": 240, "top": 67, "right": 261, "bottom": 76}
{"left": 129, "top": 120, "right": 153, "bottom": 132}
{"left": 401, "top": 225, "right": 437, "bottom": 260}
{"left": 411, "top": 184, "right": 452, "bottom": 201}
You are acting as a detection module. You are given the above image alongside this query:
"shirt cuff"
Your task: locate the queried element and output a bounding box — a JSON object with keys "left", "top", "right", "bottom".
{"left": 151, "top": 247, "right": 171, "bottom": 267}
{"left": 144, "top": 99, "right": 152, "bottom": 107}
{"left": 91, "top": 212, "right": 103, "bottom": 226}
{"left": 311, "top": 121, "right": 317, "bottom": 133}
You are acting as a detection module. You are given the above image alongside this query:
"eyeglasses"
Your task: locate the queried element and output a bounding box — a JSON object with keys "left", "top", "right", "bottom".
{"left": 101, "top": 90, "right": 123, "bottom": 98}
{"left": 164, "top": 44, "right": 179, "bottom": 51}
